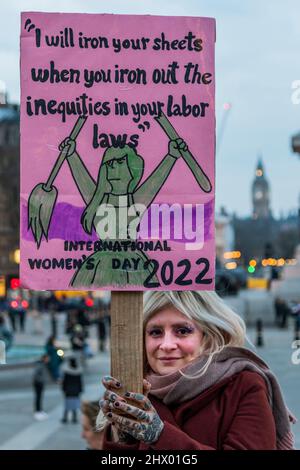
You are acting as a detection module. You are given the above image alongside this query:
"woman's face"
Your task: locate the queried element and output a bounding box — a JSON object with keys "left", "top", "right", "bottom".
{"left": 105, "top": 154, "right": 133, "bottom": 194}
{"left": 81, "top": 414, "right": 103, "bottom": 450}
{"left": 145, "top": 306, "right": 204, "bottom": 375}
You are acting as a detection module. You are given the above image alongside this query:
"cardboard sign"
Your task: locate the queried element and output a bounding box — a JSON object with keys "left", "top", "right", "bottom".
{"left": 20, "top": 12, "right": 216, "bottom": 291}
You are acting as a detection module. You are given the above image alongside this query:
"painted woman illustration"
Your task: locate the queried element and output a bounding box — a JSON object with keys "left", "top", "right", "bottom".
{"left": 61, "top": 136, "right": 187, "bottom": 287}
{"left": 28, "top": 112, "right": 212, "bottom": 288}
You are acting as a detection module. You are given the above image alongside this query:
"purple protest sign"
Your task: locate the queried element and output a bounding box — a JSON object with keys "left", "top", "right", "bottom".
{"left": 20, "top": 12, "right": 216, "bottom": 290}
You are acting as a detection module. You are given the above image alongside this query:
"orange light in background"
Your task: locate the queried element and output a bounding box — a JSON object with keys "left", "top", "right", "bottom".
{"left": 249, "top": 259, "right": 257, "bottom": 267}
{"left": 225, "top": 262, "right": 237, "bottom": 270}
{"left": 223, "top": 251, "right": 241, "bottom": 259}
{"left": 277, "top": 258, "right": 285, "bottom": 267}
{"left": 262, "top": 259, "right": 268, "bottom": 267}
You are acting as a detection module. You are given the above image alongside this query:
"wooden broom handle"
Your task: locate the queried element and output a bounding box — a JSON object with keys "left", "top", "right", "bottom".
{"left": 44, "top": 116, "right": 87, "bottom": 191}
{"left": 155, "top": 111, "right": 212, "bottom": 193}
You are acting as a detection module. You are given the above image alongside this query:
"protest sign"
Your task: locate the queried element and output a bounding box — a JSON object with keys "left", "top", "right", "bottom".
{"left": 20, "top": 13, "right": 216, "bottom": 291}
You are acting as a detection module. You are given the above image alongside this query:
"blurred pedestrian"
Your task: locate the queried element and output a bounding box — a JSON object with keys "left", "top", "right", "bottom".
{"left": 274, "top": 297, "right": 291, "bottom": 328}
{"left": 7, "top": 298, "right": 27, "bottom": 333}
{"left": 81, "top": 401, "right": 104, "bottom": 450}
{"left": 45, "top": 335, "right": 63, "bottom": 381}
{"left": 77, "top": 307, "right": 90, "bottom": 329}
{"left": 61, "top": 355, "right": 83, "bottom": 424}
{"left": 0, "top": 314, "right": 13, "bottom": 350}
{"left": 32, "top": 353, "right": 49, "bottom": 421}
{"left": 291, "top": 301, "right": 300, "bottom": 329}
{"left": 97, "top": 298, "right": 110, "bottom": 352}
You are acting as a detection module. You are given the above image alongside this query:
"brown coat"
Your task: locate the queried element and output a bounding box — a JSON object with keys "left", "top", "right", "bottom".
{"left": 103, "top": 371, "right": 277, "bottom": 450}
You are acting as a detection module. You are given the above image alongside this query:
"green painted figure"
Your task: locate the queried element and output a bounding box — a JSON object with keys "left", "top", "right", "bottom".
{"left": 59, "top": 137, "right": 187, "bottom": 287}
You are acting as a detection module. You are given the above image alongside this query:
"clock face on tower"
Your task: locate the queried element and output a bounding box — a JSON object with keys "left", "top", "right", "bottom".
{"left": 254, "top": 190, "right": 263, "bottom": 200}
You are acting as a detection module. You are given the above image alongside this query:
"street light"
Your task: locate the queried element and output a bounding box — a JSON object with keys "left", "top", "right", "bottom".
{"left": 13, "top": 249, "right": 20, "bottom": 265}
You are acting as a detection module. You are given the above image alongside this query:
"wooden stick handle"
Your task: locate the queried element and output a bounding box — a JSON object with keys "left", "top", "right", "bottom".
{"left": 44, "top": 116, "right": 87, "bottom": 191}
{"left": 155, "top": 111, "right": 212, "bottom": 193}
{"left": 111, "top": 291, "right": 143, "bottom": 394}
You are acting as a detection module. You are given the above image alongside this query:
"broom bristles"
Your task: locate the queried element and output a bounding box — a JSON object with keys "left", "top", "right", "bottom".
{"left": 28, "top": 183, "right": 58, "bottom": 248}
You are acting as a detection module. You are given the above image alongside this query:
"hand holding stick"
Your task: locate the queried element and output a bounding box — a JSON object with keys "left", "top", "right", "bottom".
{"left": 155, "top": 111, "right": 212, "bottom": 193}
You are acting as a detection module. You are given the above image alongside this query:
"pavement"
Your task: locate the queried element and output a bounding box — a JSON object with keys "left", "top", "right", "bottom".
{"left": 0, "top": 260, "right": 299, "bottom": 450}
{"left": 0, "top": 314, "right": 110, "bottom": 450}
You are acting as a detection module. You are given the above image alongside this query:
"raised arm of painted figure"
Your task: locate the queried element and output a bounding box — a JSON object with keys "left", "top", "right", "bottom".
{"left": 134, "top": 138, "right": 186, "bottom": 208}
{"left": 59, "top": 138, "right": 96, "bottom": 205}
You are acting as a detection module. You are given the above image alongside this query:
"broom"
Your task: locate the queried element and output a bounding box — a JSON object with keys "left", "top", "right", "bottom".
{"left": 28, "top": 116, "right": 87, "bottom": 248}
{"left": 155, "top": 111, "right": 212, "bottom": 193}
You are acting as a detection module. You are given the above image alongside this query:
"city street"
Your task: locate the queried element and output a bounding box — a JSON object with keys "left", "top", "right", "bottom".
{"left": 0, "top": 285, "right": 299, "bottom": 449}
{"left": 0, "top": 318, "right": 110, "bottom": 450}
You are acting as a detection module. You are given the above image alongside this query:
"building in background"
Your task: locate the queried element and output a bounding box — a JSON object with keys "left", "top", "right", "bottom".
{"left": 233, "top": 157, "right": 298, "bottom": 264}
{"left": 0, "top": 96, "right": 19, "bottom": 278}
{"left": 215, "top": 207, "right": 234, "bottom": 262}
{"left": 252, "top": 159, "right": 271, "bottom": 219}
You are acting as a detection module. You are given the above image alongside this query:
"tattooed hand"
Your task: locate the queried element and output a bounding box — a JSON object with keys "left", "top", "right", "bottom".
{"left": 100, "top": 376, "right": 164, "bottom": 445}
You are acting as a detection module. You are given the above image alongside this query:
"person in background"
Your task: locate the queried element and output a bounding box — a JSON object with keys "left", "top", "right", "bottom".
{"left": 81, "top": 401, "right": 104, "bottom": 450}
{"left": 45, "top": 335, "right": 63, "bottom": 381}
{"left": 32, "top": 353, "right": 49, "bottom": 421}
{"left": 274, "top": 297, "right": 291, "bottom": 329}
{"left": 0, "top": 314, "right": 13, "bottom": 351}
{"left": 61, "top": 355, "right": 83, "bottom": 424}
{"left": 100, "top": 291, "right": 296, "bottom": 450}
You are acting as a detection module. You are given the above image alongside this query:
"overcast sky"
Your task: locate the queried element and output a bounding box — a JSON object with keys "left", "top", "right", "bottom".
{"left": 1, "top": 0, "right": 300, "bottom": 217}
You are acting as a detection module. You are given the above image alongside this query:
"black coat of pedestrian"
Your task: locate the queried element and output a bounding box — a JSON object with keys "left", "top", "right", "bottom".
{"left": 62, "top": 357, "right": 83, "bottom": 397}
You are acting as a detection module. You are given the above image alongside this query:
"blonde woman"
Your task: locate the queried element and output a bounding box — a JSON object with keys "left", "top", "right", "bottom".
{"left": 100, "top": 291, "right": 295, "bottom": 450}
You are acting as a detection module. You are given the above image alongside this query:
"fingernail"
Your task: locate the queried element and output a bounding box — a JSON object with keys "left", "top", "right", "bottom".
{"left": 107, "top": 412, "right": 112, "bottom": 418}
{"left": 125, "top": 392, "right": 130, "bottom": 398}
{"left": 114, "top": 402, "right": 120, "bottom": 407}
{"left": 115, "top": 382, "right": 121, "bottom": 388}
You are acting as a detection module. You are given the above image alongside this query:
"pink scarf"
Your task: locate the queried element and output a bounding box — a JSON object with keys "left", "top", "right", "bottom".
{"left": 146, "top": 347, "right": 296, "bottom": 450}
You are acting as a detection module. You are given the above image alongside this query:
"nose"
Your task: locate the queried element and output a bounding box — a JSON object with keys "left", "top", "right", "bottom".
{"left": 158, "top": 331, "right": 178, "bottom": 351}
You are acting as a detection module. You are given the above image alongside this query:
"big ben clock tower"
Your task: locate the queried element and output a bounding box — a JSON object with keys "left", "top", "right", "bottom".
{"left": 252, "top": 159, "right": 271, "bottom": 219}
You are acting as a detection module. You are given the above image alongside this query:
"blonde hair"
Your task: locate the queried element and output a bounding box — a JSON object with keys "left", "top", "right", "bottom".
{"left": 143, "top": 291, "right": 246, "bottom": 377}
{"left": 95, "top": 409, "right": 108, "bottom": 433}
{"left": 81, "top": 400, "right": 102, "bottom": 432}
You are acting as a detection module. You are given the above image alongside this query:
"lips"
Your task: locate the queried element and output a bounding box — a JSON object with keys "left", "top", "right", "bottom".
{"left": 158, "top": 357, "right": 182, "bottom": 361}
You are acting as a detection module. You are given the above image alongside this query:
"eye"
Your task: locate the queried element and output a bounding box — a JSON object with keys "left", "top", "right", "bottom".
{"left": 147, "top": 328, "right": 163, "bottom": 337}
{"left": 175, "top": 327, "right": 194, "bottom": 336}
{"left": 118, "top": 159, "right": 124, "bottom": 165}
{"left": 106, "top": 160, "right": 114, "bottom": 167}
